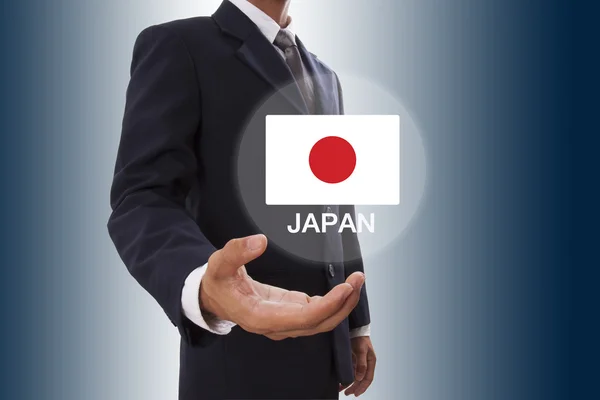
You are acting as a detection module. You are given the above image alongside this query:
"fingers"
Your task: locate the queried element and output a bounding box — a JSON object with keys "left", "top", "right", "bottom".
{"left": 344, "top": 383, "right": 358, "bottom": 397}
{"left": 258, "top": 272, "right": 365, "bottom": 338}
{"left": 301, "top": 271, "right": 365, "bottom": 334}
{"left": 210, "top": 234, "right": 267, "bottom": 278}
{"left": 345, "top": 346, "right": 376, "bottom": 397}
{"left": 345, "top": 271, "right": 366, "bottom": 291}
{"left": 246, "top": 280, "right": 355, "bottom": 334}
{"left": 354, "top": 344, "right": 368, "bottom": 382}
{"left": 352, "top": 349, "right": 376, "bottom": 396}
{"left": 304, "top": 273, "right": 364, "bottom": 333}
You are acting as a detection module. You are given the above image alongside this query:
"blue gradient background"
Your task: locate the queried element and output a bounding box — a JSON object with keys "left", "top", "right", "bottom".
{"left": 0, "top": 0, "right": 590, "bottom": 399}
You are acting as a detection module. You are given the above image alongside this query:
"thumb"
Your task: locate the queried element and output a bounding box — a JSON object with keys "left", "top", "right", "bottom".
{"left": 210, "top": 234, "right": 267, "bottom": 278}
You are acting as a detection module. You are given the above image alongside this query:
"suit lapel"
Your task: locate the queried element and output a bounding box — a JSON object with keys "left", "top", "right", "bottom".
{"left": 236, "top": 32, "right": 309, "bottom": 114}
{"left": 212, "top": 1, "right": 308, "bottom": 115}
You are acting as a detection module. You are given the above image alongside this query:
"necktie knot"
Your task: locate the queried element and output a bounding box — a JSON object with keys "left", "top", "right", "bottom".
{"left": 274, "top": 29, "right": 296, "bottom": 52}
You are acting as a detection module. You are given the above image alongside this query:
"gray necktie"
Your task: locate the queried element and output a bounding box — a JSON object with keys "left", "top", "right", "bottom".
{"left": 274, "top": 29, "right": 316, "bottom": 114}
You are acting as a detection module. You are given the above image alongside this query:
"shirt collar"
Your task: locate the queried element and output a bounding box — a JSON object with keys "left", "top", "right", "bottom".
{"left": 228, "top": 0, "right": 296, "bottom": 44}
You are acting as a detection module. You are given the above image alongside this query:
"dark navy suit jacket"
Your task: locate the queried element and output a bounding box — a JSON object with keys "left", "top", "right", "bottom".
{"left": 108, "top": 1, "right": 370, "bottom": 398}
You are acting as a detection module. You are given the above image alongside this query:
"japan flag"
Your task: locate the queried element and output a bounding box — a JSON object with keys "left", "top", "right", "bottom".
{"left": 265, "top": 115, "right": 400, "bottom": 205}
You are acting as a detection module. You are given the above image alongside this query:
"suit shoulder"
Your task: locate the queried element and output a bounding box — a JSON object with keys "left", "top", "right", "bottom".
{"left": 155, "top": 16, "right": 218, "bottom": 36}
{"left": 137, "top": 16, "right": 219, "bottom": 43}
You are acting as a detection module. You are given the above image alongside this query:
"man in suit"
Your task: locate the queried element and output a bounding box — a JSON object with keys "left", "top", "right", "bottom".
{"left": 108, "top": 0, "right": 376, "bottom": 398}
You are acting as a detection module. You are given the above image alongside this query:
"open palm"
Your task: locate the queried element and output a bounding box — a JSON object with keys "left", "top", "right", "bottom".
{"left": 200, "top": 235, "right": 365, "bottom": 341}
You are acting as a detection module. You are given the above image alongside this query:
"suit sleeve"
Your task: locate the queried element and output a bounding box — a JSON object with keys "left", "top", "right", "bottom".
{"left": 340, "top": 205, "right": 371, "bottom": 330}
{"left": 107, "top": 25, "right": 216, "bottom": 347}
{"left": 335, "top": 74, "right": 372, "bottom": 330}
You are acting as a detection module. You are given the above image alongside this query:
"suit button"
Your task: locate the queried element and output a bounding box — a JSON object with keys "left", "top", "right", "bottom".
{"left": 328, "top": 264, "right": 335, "bottom": 277}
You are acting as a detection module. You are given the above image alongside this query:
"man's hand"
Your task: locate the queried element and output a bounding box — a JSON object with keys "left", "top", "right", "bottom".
{"left": 341, "top": 336, "right": 376, "bottom": 397}
{"left": 199, "top": 234, "right": 365, "bottom": 340}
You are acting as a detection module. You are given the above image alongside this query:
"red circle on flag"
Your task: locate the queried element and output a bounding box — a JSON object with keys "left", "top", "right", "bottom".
{"left": 309, "top": 136, "right": 356, "bottom": 184}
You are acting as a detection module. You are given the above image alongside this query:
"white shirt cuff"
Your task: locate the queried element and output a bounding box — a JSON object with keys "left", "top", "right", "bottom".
{"left": 181, "top": 263, "right": 237, "bottom": 335}
{"left": 349, "top": 324, "right": 371, "bottom": 338}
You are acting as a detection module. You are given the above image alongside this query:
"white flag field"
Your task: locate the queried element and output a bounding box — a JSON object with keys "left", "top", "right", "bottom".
{"left": 265, "top": 115, "right": 400, "bottom": 205}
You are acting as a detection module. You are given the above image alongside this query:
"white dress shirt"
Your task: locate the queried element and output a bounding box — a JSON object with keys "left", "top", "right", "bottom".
{"left": 181, "top": 0, "right": 371, "bottom": 339}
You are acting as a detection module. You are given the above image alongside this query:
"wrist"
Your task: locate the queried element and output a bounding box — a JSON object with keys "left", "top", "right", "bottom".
{"left": 199, "top": 280, "right": 217, "bottom": 317}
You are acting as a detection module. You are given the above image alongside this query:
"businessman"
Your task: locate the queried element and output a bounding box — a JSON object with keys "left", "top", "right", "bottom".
{"left": 108, "top": 0, "right": 376, "bottom": 398}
